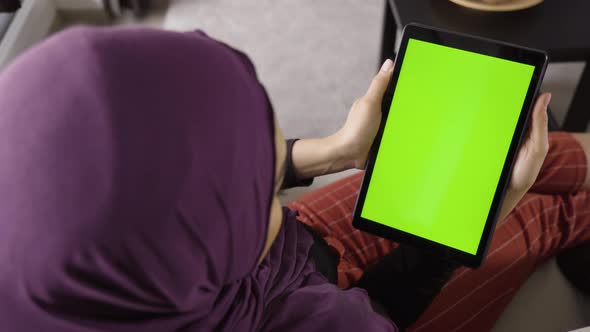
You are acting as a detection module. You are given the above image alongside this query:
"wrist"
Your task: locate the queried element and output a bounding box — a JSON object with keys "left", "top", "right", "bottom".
{"left": 324, "top": 132, "right": 356, "bottom": 171}
{"left": 506, "top": 185, "right": 528, "bottom": 201}
{"left": 291, "top": 135, "right": 355, "bottom": 179}
{"left": 498, "top": 187, "right": 527, "bottom": 223}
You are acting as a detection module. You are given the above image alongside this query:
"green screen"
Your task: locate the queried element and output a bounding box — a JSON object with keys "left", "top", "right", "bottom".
{"left": 361, "top": 38, "right": 534, "bottom": 255}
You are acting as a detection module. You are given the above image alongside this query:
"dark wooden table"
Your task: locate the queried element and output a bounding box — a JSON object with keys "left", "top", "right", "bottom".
{"left": 381, "top": 0, "right": 590, "bottom": 131}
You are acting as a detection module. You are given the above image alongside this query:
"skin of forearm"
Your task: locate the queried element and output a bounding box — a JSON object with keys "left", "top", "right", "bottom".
{"left": 291, "top": 135, "right": 354, "bottom": 179}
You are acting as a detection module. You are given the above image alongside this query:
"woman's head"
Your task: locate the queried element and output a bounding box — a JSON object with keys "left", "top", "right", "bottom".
{"left": 0, "top": 27, "right": 282, "bottom": 329}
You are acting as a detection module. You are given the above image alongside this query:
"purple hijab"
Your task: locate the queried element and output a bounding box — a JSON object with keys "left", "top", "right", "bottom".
{"left": 0, "top": 27, "right": 395, "bottom": 331}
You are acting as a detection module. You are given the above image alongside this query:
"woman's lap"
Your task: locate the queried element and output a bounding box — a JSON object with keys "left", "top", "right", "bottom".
{"left": 288, "top": 132, "right": 590, "bottom": 332}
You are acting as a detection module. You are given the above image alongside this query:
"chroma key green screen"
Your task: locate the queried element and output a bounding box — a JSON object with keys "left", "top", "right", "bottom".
{"left": 361, "top": 38, "right": 534, "bottom": 254}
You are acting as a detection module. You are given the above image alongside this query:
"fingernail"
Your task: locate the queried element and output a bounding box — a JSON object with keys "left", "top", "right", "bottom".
{"left": 380, "top": 59, "right": 393, "bottom": 73}
{"left": 544, "top": 93, "right": 552, "bottom": 108}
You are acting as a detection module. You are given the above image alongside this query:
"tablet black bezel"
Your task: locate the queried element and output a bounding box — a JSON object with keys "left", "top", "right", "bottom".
{"left": 352, "top": 23, "right": 548, "bottom": 268}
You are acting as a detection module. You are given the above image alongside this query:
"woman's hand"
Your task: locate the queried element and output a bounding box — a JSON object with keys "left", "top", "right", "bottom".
{"left": 498, "top": 92, "right": 551, "bottom": 222}
{"left": 332, "top": 59, "right": 394, "bottom": 169}
{"left": 508, "top": 92, "right": 552, "bottom": 193}
{"left": 290, "top": 60, "right": 394, "bottom": 180}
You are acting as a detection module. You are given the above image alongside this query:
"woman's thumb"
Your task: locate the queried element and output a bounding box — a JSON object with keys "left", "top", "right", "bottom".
{"left": 530, "top": 92, "right": 551, "bottom": 153}
{"left": 365, "top": 59, "right": 394, "bottom": 103}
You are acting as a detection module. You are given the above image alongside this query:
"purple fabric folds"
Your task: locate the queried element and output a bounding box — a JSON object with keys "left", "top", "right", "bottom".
{"left": 0, "top": 27, "right": 396, "bottom": 331}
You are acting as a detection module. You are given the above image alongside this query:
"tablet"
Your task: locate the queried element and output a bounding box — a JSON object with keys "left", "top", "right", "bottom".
{"left": 352, "top": 23, "right": 548, "bottom": 268}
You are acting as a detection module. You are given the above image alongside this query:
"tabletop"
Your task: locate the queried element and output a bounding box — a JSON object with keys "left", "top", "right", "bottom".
{"left": 389, "top": 0, "right": 590, "bottom": 61}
